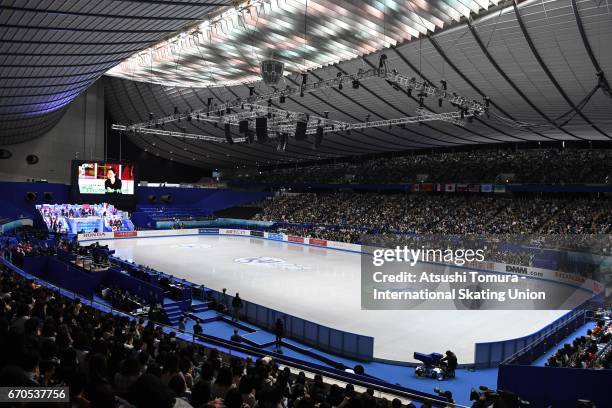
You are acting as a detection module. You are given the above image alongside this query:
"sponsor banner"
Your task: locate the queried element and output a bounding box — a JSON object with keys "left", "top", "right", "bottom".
{"left": 456, "top": 184, "right": 468, "bottom": 192}
{"left": 481, "top": 184, "right": 493, "bottom": 193}
{"left": 494, "top": 184, "right": 506, "bottom": 193}
{"left": 499, "top": 264, "right": 602, "bottom": 294}
{"left": 78, "top": 231, "right": 114, "bottom": 241}
{"left": 136, "top": 229, "right": 199, "bottom": 237}
{"left": 81, "top": 232, "right": 107, "bottom": 239}
{"left": 468, "top": 184, "right": 481, "bottom": 193}
{"left": 221, "top": 229, "right": 250, "bottom": 236}
{"left": 412, "top": 184, "right": 420, "bottom": 192}
{"left": 114, "top": 231, "right": 137, "bottom": 238}
{"left": 327, "top": 240, "right": 362, "bottom": 252}
{"left": 266, "top": 232, "right": 285, "bottom": 241}
{"left": 250, "top": 230, "right": 264, "bottom": 238}
{"left": 445, "top": 183, "right": 456, "bottom": 192}
{"left": 308, "top": 238, "right": 328, "bottom": 247}
{"left": 198, "top": 228, "right": 219, "bottom": 235}
{"left": 287, "top": 235, "right": 304, "bottom": 243}
{"left": 436, "top": 183, "right": 444, "bottom": 192}
{"left": 421, "top": 183, "right": 433, "bottom": 192}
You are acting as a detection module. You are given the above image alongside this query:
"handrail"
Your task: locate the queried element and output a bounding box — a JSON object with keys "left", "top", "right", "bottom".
{"left": 499, "top": 306, "right": 589, "bottom": 366}
{"left": 0, "top": 255, "right": 457, "bottom": 407}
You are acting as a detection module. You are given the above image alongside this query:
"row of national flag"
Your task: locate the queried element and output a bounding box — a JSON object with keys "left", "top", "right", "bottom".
{"left": 411, "top": 183, "right": 507, "bottom": 193}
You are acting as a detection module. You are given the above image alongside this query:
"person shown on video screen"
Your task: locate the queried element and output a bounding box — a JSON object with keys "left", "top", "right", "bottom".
{"left": 104, "top": 168, "right": 122, "bottom": 193}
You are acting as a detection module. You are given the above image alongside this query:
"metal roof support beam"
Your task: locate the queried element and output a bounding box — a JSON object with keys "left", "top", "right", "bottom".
{"left": 467, "top": 21, "right": 583, "bottom": 140}
{"left": 570, "top": 0, "right": 612, "bottom": 96}
{"left": 513, "top": 0, "right": 610, "bottom": 139}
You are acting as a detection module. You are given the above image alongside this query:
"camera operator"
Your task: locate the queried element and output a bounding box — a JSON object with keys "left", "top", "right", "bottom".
{"left": 434, "top": 388, "right": 456, "bottom": 408}
{"left": 440, "top": 350, "right": 458, "bottom": 375}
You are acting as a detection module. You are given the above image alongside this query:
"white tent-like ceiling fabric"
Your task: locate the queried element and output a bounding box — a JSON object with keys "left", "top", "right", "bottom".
{"left": 105, "top": 0, "right": 612, "bottom": 168}
{"left": 107, "top": 0, "right": 502, "bottom": 87}
{"left": 0, "top": 0, "right": 232, "bottom": 144}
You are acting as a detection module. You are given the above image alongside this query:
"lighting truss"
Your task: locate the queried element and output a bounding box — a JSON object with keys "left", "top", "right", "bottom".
{"left": 113, "top": 107, "right": 469, "bottom": 144}
{"left": 123, "top": 63, "right": 487, "bottom": 134}
{"left": 111, "top": 124, "right": 246, "bottom": 143}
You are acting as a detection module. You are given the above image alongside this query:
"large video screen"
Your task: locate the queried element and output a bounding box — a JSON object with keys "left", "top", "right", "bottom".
{"left": 77, "top": 162, "right": 135, "bottom": 195}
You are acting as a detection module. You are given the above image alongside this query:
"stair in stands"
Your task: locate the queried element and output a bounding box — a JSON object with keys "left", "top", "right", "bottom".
{"left": 190, "top": 301, "right": 212, "bottom": 313}
{"left": 163, "top": 302, "right": 183, "bottom": 325}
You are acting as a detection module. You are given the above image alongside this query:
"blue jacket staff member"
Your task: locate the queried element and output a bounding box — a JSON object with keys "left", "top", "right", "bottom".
{"left": 104, "top": 168, "right": 122, "bottom": 193}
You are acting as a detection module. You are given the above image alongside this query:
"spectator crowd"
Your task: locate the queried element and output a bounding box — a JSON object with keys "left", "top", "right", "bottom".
{"left": 234, "top": 148, "right": 612, "bottom": 185}
{"left": 0, "top": 263, "right": 417, "bottom": 408}
{"left": 545, "top": 319, "right": 612, "bottom": 369}
{"left": 256, "top": 193, "right": 612, "bottom": 236}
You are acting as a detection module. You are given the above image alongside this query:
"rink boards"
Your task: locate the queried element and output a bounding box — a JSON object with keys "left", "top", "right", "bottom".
{"left": 78, "top": 228, "right": 600, "bottom": 364}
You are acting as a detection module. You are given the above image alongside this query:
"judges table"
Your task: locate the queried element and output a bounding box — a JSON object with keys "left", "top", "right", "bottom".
{"left": 72, "top": 255, "right": 110, "bottom": 273}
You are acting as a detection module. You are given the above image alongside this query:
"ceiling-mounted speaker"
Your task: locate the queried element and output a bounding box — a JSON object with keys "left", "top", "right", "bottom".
{"left": 295, "top": 121, "right": 307, "bottom": 141}
{"left": 0, "top": 149, "right": 12, "bottom": 159}
{"left": 147, "top": 194, "right": 157, "bottom": 203}
{"left": 246, "top": 131, "right": 255, "bottom": 144}
{"left": 43, "top": 192, "right": 53, "bottom": 202}
{"left": 238, "top": 120, "right": 249, "bottom": 133}
{"left": 160, "top": 194, "right": 173, "bottom": 204}
{"left": 25, "top": 192, "right": 37, "bottom": 202}
{"left": 255, "top": 117, "right": 268, "bottom": 143}
{"left": 314, "top": 126, "right": 323, "bottom": 149}
{"left": 26, "top": 154, "right": 39, "bottom": 165}
{"left": 224, "top": 123, "right": 233, "bottom": 145}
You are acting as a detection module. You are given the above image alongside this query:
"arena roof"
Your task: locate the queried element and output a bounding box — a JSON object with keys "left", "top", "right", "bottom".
{"left": 106, "top": 0, "right": 503, "bottom": 87}
{"left": 2, "top": 0, "right": 612, "bottom": 169}
{"left": 0, "top": 0, "right": 232, "bottom": 144}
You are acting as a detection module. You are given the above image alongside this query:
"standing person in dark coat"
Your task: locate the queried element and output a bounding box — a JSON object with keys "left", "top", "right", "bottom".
{"left": 231, "top": 293, "right": 243, "bottom": 323}
{"left": 274, "top": 318, "right": 285, "bottom": 352}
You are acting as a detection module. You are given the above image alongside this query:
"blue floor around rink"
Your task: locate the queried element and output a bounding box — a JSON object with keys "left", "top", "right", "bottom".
{"left": 93, "top": 292, "right": 498, "bottom": 406}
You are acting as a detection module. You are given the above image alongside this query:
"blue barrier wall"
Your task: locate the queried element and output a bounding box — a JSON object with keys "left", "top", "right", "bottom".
{"left": 0, "top": 182, "right": 69, "bottom": 227}
{"left": 22, "top": 255, "right": 49, "bottom": 278}
{"left": 213, "top": 291, "right": 375, "bottom": 361}
{"left": 46, "top": 257, "right": 108, "bottom": 298}
{"left": 498, "top": 364, "right": 611, "bottom": 407}
{"left": 105, "top": 267, "right": 164, "bottom": 304}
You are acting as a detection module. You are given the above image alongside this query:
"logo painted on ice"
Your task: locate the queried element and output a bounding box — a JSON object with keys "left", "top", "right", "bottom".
{"left": 170, "top": 244, "right": 213, "bottom": 249}
{"left": 234, "top": 257, "right": 310, "bottom": 270}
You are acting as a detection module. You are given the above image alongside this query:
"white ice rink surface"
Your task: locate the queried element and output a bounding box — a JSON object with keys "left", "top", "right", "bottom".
{"left": 102, "top": 235, "right": 569, "bottom": 363}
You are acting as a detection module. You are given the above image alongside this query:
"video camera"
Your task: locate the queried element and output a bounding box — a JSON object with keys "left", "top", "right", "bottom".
{"left": 469, "top": 386, "right": 529, "bottom": 408}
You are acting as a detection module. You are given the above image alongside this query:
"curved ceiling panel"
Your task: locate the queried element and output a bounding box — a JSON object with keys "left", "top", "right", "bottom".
{"left": 107, "top": 0, "right": 502, "bottom": 87}
{"left": 105, "top": 0, "right": 612, "bottom": 169}
{"left": 0, "top": 0, "right": 232, "bottom": 144}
